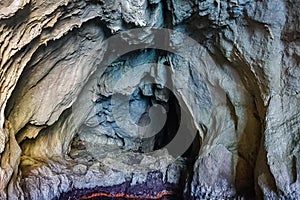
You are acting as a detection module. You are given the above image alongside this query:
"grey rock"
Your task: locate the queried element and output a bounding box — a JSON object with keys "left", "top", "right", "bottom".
{"left": 0, "top": 0, "right": 299, "bottom": 199}
{"left": 73, "top": 164, "right": 88, "bottom": 175}
{"left": 139, "top": 84, "right": 154, "bottom": 97}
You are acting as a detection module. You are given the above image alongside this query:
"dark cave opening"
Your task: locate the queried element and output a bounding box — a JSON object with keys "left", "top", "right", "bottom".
{"left": 153, "top": 90, "right": 180, "bottom": 152}
{"left": 68, "top": 82, "right": 200, "bottom": 160}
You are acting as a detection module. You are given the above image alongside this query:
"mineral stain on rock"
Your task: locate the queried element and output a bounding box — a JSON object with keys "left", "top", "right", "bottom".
{"left": 57, "top": 171, "right": 181, "bottom": 200}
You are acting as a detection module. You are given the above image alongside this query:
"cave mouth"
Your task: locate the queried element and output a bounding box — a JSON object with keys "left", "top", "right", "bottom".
{"left": 17, "top": 51, "right": 201, "bottom": 199}
{"left": 57, "top": 83, "right": 199, "bottom": 200}
{"left": 61, "top": 78, "right": 200, "bottom": 199}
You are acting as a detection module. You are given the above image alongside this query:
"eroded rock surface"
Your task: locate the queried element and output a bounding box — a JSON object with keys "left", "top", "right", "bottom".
{"left": 0, "top": 0, "right": 299, "bottom": 199}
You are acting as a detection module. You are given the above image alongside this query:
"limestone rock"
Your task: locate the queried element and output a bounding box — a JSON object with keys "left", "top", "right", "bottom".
{"left": 0, "top": 0, "right": 299, "bottom": 199}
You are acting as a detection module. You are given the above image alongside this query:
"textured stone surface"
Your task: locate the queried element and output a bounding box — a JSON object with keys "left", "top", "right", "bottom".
{"left": 0, "top": 0, "right": 299, "bottom": 199}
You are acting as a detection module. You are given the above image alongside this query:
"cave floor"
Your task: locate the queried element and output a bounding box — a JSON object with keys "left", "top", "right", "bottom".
{"left": 20, "top": 142, "right": 188, "bottom": 200}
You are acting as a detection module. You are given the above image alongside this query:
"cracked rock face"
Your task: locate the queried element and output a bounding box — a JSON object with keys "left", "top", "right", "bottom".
{"left": 0, "top": 0, "right": 299, "bottom": 199}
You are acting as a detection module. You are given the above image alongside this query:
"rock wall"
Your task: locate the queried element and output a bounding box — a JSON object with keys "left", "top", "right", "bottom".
{"left": 0, "top": 0, "right": 299, "bottom": 199}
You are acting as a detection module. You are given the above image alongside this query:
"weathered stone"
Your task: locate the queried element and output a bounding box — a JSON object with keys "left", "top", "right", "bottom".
{"left": 0, "top": 0, "right": 299, "bottom": 199}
